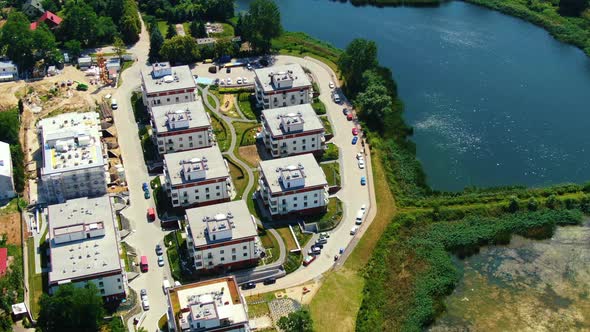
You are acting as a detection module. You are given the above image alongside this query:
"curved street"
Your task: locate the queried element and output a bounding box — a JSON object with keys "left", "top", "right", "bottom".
{"left": 109, "top": 14, "right": 377, "bottom": 329}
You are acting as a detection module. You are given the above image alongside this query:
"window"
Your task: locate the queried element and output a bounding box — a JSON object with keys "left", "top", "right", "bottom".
{"left": 221, "top": 257, "right": 225, "bottom": 261}
{"left": 243, "top": 245, "right": 247, "bottom": 250}
{"left": 314, "top": 200, "right": 318, "bottom": 204}
{"left": 304, "top": 196, "right": 308, "bottom": 200}
{"left": 175, "top": 97, "right": 179, "bottom": 102}
{"left": 216, "top": 193, "right": 220, "bottom": 196}
{"left": 232, "top": 248, "right": 236, "bottom": 253}
{"left": 312, "top": 137, "right": 316, "bottom": 141}
{"left": 196, "top": 261, "right": 203, "bottom": 267}
{"left": 314, "top": 193, "right": 318, "bottom": 197}
{"left": 216, "top": 185, "right": 220, "bottom": 190}
{"left": 189, "top": 142, "right": 193, "bottom": 147}
{"left": 208, "top": 261, "right": 213, "bottom": 266}
{"left": 185, "top": 95, "right": 189, "bottom": 99}
{"left": 294, "top": 197, "right": 297, "bottom": 201}
{"left": 119, "top": 286, "right": 122, "bottom": 290}
{"left": 194, "top": 189, "right": 199, "bottom": 193}
{"left": 179, "top": 144, "right": 183, "bottom": 148}
{"left": 206, "top": 194, "right": 210, "bottom": 199}
{"left": 189, "top": 136, "right": 193, "bottom": 141}
{"left": 304, "top": 202, "right": 308, "bottom": 207}
{"left": 303, "top": 146, "right": 306, "bottom": 150}
{"left": 117, "top": 278, "right": 121, "bottom": 282}
{"left": 179, "top": 137, "right": 183, "bottom": 141}
{"left": 302, "top": 139, "right": 306, "bottom": 143}
{"left": 232, "top": 255, "right": 236, "bottom": 261}
{"left": 294, "top": 204, "right": 298, "bottom": 208}
{"left": 243, "top": 253, "right": 248, "bottom": 257}
{"left": 312, "top": 144, "right": 315, "bottom": 148}
{"left": 220, "top": 250, "right": 224, "bottom": 254}
{"left": 206, "top": 188, "right": 210, "bottom": 193}
{"left": 100, "top": 289, "right": 105, "bottom": 295}
{"left": 166, "top": 98, "right": 170, "bottom": 102}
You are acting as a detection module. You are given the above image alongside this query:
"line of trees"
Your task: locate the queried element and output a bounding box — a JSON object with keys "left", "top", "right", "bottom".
{"left": 0, "top": 108, "right": 25, "bottom": 193}
{"left": 139, "top": 0, "right": 234, "bottom": 23}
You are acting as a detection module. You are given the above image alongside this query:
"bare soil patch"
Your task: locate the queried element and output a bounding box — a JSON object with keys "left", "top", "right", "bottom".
{"left": 238, "top": 145, "right": 260, "bottom": 168}
{"left": 0, "top": 213, "right": 22, "bottom": 245}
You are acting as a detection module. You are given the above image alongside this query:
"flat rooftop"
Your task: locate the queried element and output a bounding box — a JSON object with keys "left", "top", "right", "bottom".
{"left": 259, "top": 153, "right": 327, "bottom": 194}
{"left": 186, "top": 200, "right": 256, "bottom": 247}
{"left": 168, "top": 277, "right": 247, "bottom": 330}
{"left": 142, "top": 64, "right": 196, "bottom": 94}
{"left": 262, "top": 104, "right": 323, "bottom": 137}
{"left": 254, "top": 64, "right": 311, "bottom": 93}
{"left": 47, "top": 196, "right": 122, "bottom": 283}
{"left": 38, "top": 112, "right": 104, "bottom": 175}
{"left": 0, "top": 141, "right": 12, "bottom": 179}
{"left": 151, "top": 100, "right": 210, "bottom": 134}
{"left": 164, "top": 146, "right": 228, "bottom": 186}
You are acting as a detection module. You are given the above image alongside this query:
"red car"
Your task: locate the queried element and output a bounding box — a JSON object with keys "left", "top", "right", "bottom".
{"left": 352, "top": 127, "right": 359, "bottom": 136}
{"left": 347, "top": 113, "right": 353, "bottom": 121}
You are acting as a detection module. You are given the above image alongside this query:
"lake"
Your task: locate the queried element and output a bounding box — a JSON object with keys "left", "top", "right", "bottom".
{"left": 430, "top": 221, "right": 590, "bottom": 331}
{"left": 236, "top": 0, "right": 590, "bottom": 191}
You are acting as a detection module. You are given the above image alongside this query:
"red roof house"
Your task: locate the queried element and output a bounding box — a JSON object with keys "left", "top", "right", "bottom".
{"left": 30, "top": 11, "right": 62, "bottom": 30}
{"left": 0, "top": 248, "right": 7, "bottom": 276}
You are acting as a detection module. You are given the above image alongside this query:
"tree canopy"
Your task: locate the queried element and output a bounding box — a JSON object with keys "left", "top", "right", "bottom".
{"left": 338, "top": 38, "right": 378, "bottom": 96}
{"left": 149, "top": 25, "right": 165, "bottom": 63}
{"left": 160, "top": 35, "right": 200, "bottom": 65}
{"left": 277, "top": 308, "right": 314, "bottom": 332}
{"left": 36, "top": 283, "right": 106, "bottom": 332}
{"left": 239, "top": 0, "right": 282, "bottom": 53}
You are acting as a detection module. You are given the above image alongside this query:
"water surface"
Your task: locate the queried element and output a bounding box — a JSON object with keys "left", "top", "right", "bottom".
{"left": 237, "top": 0, "right": 590, "bottom": 191}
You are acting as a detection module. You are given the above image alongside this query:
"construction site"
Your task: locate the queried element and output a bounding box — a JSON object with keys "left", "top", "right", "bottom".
{"left": 0, "top": 53, "right": 128, "bottom": 203}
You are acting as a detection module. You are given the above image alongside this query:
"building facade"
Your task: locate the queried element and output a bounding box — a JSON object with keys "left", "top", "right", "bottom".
{"left": 151, "top": 100, "right": 214, "bottom": 155}
{"left": 0, "top": 61, "right": 18, "bottom": 82}
{"left": 163, "top": 147, "right": 233, "bottom": 208}
{"left": 47, "top": 196, "right": 126, "bottom": 301}
{"left": 258, "top": 154, "right": 329, "bottom": 217}
{"left": 254, "top": 64, "right": 312, "bottom": 109}
{"left": 261, "top": 104, "right": 325, "bottom": 158}
{"left": 141, "top": 62, "right": 197, "bottom": 110}
{"left": 38, "top": 112, "right": 108, "bottom": 204}
{"left": 0, "top": 141, "right": 16, "bottom": 201}
{"left": 166, "top": 276, "right": 250, "bottom": 332}
{"left": 185, "top": 201, "right": 261, "bottom": 273}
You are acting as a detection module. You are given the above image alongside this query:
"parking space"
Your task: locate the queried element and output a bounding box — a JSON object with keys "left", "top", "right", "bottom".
{"left": 191, "top": 61, "right": 256, "bottom": 87}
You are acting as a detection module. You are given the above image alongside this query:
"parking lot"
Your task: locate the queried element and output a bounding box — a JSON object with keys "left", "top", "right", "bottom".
{"left": 191, "top": 61, "right": 256, "bottom": 87}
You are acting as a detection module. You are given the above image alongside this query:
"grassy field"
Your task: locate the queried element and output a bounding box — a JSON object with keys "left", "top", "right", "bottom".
{"left": 210, "top": 22, "right": 235, "bottom": 38}
{"left": 27, "top": 237, "right": 44, "bottom": 318}
{"left": 157, "top": 20, "right": 168, "bottom": 37}
{"left": 226, "top": 157, "right": 248, "bottom": 200}
{"left": 272, "top": 32, "right": 342, "bottom": 73}
{"left": 320, "top": 116, "right": 333, "bottom": 136}
{"left": 275, "top": 226, "right": 298, "bottom": 251}
{"left": 258, "top": 227, "right": 281, "bottom": 265}
{"left": 246, "top": 292, "right": 276, "bottom": 317}
{"left": 233, "top": 121, "right": 260, "bottom": 147}
{"left": 246, "top": 171, "right": 261, "bottom": 217}
{"left": 310, "top": 151, "right": 396, "bottom": 331}
{"left": 307, "top": 198, "right": 343, "bottom": 231}
{"left": 321, "top": 162, "right": 341, "bottom": 187}
{"left": 208, "top": 111, "right": 230, "bottom": 152}
{"left": 237, "top": 93, "right": 257, "bottom": 120}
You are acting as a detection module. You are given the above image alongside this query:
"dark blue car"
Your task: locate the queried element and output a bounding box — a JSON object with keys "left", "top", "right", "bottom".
{"left": 142, "top": 182, "right": 149, "bottom": 191}
{"left": 352, "top": 136, "right": 358, "bottom": 145}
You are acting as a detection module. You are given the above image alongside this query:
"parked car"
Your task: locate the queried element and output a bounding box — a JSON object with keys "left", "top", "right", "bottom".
{"left": 140, "top": 289, "right": 147, "bottom": 298}
{"left": 158, "top": 256, "right": 164, "bottom": 267}
{"left": 361, "top": 176, "right": 366, "bottom": 185}
{"left": 334, "top": 254, "right": 340, "bottom": 261}
{"left": 352, "top": 127, "right": 359, "bottom": 136}
{"left": 352, "top": 137, "right": 358, "bottom": 145}
{"left": 263, "top": 278, "right": 276, "bottom": 285}
{"left": 320, "top": 232, "right": 330, "bottom": 239}
{"left": 347, "top": 113, "right": 353, "bottom": 121}
{"left": 303, "top": 255, "right": 316, "bottom": 266}
{"left": 358, "top": 159, "right": 365, "bottom": 169}
{"left": 360, "top": 204, "right": 367, "bottom": 214}
{"left": 155, "top": 244, "right": 163, "bottom": 255}
{"left": 226, "top": 67, "right": 231, "bottom": 73}
{"left": 227, "top": 78, "right": 232, "bottom": 85}
{"left": 246, "top": 63, "right": 252, "bottom": 70}
{"left": 356, "top": 152, "right": 363, "bottom": 160}
{"left": 310, "top": 246, "right": 321, "bottom": 255}
{"left": 236, "top": 78, "right": 242, "bottom": 84}
{"left": 339, "top": 248, "right": 345, "bottom": 254}
{"left": 316, "top": 238, "right": 327, "bottom": 245}
{"left": 329, "top": 81, "right": 335, "bottom": 89}
{"left": 144, "top": 191, "right": 151, "bottom": 199}
{"left": 350, "top": 226, "right": 359, "bottom": 235}
{"left": 314, "top": 243, "right": 324, "bottom": 249}
{"left": 142, "top": 182, "right": 148, "bottom": 191}
{"left": 220, "top": 79, "right": 226, "bottom": 85}
{"left": 111, "top": 98, "right": 118, "bottom": 110}
{"left": 333, "top": 94, "right": 341, "bottom": 103}
{"left": 241, "top": 282, "right": 256, "bottom": 290}
{"left": 147, "top": 207, "right": 156, "bottom": 221}
{"left": 142, "top": 299, "right": 150, "bottom": 311}
{"left": 343, "top": 108, "right": 349, "bottom": 115}
{"left": 355, "top": 210, "right": 365, "bottom": 225}
{"left": 243, "top": 78, "right": 249, "bottom": 84}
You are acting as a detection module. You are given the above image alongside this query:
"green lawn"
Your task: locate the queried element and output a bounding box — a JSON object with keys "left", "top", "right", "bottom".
{"left": 0, "top": 197, "right": 25, "bottom": 216}
{"left": 283, "top": 252, "right": 303, "bottom": 274}
{"left": 275, "top": 226, "right": 298, "bottom": 251}
{"left": 209, "top": 111, "right": 230, "bottom": 152}
{"left": 237, "top": 93, "right": 258, "bottom": 120}
{"left": 272, "top": 32, "right": 342, "bottom": 73}
{"left": 312, "top": 98, "right": 327, "bottom": 115}
{"left": 320, "top": 143, "right": 339, "bottom": 162}
{"left": 157, "top": 20, "right": 168, "bottom": 37}
{"left": 321, "top": 162, "right": 341, "bottom": 187}
{"left": 320, "top": 115, "right": 333, "bottom": 136}
{"left": 210, "top": 23, "right": 235, "bottom": 38}
{"left": 306, "top": 198, "right": 343, "bottom": 231}
{"left": 233, "top": 121, "right": 260, "bottom": 147}
{"left": 226, "top": 157, "right": 248, "bottom": 200}
{"left": 246, "top": 171, "right": 261, "bottom": 218}
{"left": 246, "top": 292, "right": 276, "bottom": 317}
{"left": 293, "top": 226, "right": 313, "bottom": 248}
{"left": 27, "top": 237, "right": 43, "bottom": 318}
{"left": 258, "top": 227, "right": 280, "bottom": 265}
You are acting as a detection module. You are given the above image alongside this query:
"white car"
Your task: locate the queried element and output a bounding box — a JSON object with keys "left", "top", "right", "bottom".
{"left": 158, "top": 256, "right": 164, "bottom": 267}
{"left": 142, "top": 299, "right": 150, "bottom": 311}
{"left": 358, "top": 159, "right": 365, "bottom": 169}
{"left": 246, "top": 63, "right": 252, "bottom": 70}
{"left": 227, "top": 78, "right": 232, "bottom": 85}
{"left": 236, "top": 78, "right": 243, "bottom": 84}
{"left": 356, "top": 152, "right": 364, "bottom": 160}
{"left": 360, "top": 204, "right": 367, "bottom": 214}
{"left": 350, "top": 226, "right": 358, "bottom": 235}
{"left": 219, "top": 79, "right": 226, "bottom": 85}
{"left": 110, "top": 98, "right": 118, "bottom": 110}
{"left": 242, "top": 78, "right": 249, "bottom": 84}
{"left": 329, "top": 81, "right": 335, "bottom": 89}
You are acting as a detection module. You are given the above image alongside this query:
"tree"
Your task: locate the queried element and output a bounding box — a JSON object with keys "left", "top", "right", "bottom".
{"left": 355, "top": 82, "right": 393, "bottom": 132}
{"left": 0, "top": 12, "right": 35, "bottom": 73}
{"left": 160, "top": 35, "right": 199, "bottom": 64}
{"left": 95, "top": 16, "right": 118, "bottom": 44}
{"left": 507, "top": 195, "right": 519, "bottom": 213}
{"left": 37, "top": 283, "right": 106, "bottom": 332}
{"left": 166, "top": 22, "right": 177, "bottom": 39}
{"left": 546, "top": 194, "right": 560, "bottom": 210}
{"left": 149, "top": 25, "right": 165, "bottom": 63}
{"left": 189, "top": 20, "right": 207, "bottom": 39}
{"left": 559, "top": 0, "right": 588, "bottom": 16}
{"left": 241, "top": 0, "right": 282, "bottom": 53}
{"left": 214, "top": 37, "right": 238, "bottom": 58}
{"left": 277, "top": 308, "right": 314, "bottom": 332}
{"left": 119, "top": 0, "right": 141, "bottom": 44}
{"left": 108, "top": 316, "right": 126, "bottom": 332}
{"left": 113, "top": 37, "right": 126, "bottom": 60}
{"left": 338, "top": 38, "right": 378, "bottom": 96}
{"left": 527, "top": 197, "right": 539, "bottom": 211}
{"left": 59, "top": 1, "right": 99, "bottom": 46}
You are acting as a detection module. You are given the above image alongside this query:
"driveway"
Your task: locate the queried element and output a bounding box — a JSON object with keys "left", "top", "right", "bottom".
{"left": 111, "top": 17, "right": 174, "bottom": 331}
{"left": 243, "top": 55, "right": 377, "bottom": 296}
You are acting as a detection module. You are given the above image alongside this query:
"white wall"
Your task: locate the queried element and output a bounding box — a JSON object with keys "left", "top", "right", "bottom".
{"left": 169, "top": 179, "right": 230, "bottom": 207}
{"left": 256, "top": 87, "right": 311, "bottom": 110}
{"left": 263, "top": 131, "right": 324, "bottom": 157}
{"left": 145, "top": 92, "right": 196, "bottom": 109}
{"left": 50, "top": 273, "right": 125, "bottom": 297}
{"left": 42, "top": 166, "right": 107, "bottom": 203}
{"left": 156, "top": 129, "right": 212, "bottom": 154}
{"left": 188, "top": 237, "right": 257, "bottom": 270}
{"left": 261, "top": 185, "right": 328, "bottom": 215}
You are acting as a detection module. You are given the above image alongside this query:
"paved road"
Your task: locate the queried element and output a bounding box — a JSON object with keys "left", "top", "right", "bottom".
{"left": 243, "top": 55, "right": 377, "bottom": 296}
{"left": 109, "top": 17, "right": 173, "bottom": 331}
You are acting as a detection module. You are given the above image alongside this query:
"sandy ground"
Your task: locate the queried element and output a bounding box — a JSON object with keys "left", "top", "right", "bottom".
{"left": 219, "top": 94, "right": 241, "bottom": 118}
{"left": 238, "top": 145, "right": 260, "bottom": 167}
{"left": 276, "top": 280, "right": 321, "bottom": 305}
{"left": 0, "top": 213, "right": 22, "bottom": 245}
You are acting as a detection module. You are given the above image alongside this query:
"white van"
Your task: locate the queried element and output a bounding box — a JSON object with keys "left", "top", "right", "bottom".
{"left": 355, "top": 210, "right": 364, "bottom": 225}
{"left": 111, "top": 98, "right": 118, "bottom": 110}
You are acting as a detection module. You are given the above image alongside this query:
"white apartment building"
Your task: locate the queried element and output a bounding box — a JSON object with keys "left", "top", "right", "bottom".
{"left": 254, "top": 64, "right": 312, "bottom": 109}
{"left": 38, "top": 112, "right": 108, "bottom": 204}
{"left": 151, "top": 100, "right": 214, "bottom": 155}
{"left": 0, "top": 141, "right": 16, "bottom": 200}
{"left": 258, "top": 154, "right": 328, "bottom": 217}
{"left": 185, "top": 200, "right": 261, "bottom": 273}
{"left": 163, "top": 146, "right": 232, "bottom": 208}
{"left": 141, "top": 62, "right": 197, "bottom": 110}
{"left": 0, "top": 61, "right": 18, "bottom": 82}
{"left": 166, "top": 276, "right": 250, "bottom": 332}
{"left": 47, "top": 196, "right": 126, "bottom": 301}
{"left": 261, "top": 104, "right": 325, "bottom": 158}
